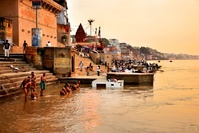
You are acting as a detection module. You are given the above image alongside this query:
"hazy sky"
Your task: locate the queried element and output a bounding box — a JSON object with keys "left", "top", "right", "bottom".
{"left": 67, "top": 0, "right": 199, "bottom": 55}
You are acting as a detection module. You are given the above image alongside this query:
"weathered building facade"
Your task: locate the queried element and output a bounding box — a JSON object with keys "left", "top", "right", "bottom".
{"left": 0, "top": 0, "right": 70, "bottom": 52}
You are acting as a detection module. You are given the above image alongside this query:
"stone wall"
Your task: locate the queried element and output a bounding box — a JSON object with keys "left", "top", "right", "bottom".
{"left": 99, "top": 53, "right": 112, "bottom": 66}
{"left": 90, "top": 52, "right": 100, "bottom": 64}
{"left": 25, "top": 46, "right": 72, "bottom": 77}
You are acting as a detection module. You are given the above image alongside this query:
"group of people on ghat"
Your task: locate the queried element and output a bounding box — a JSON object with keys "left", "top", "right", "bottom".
{"left": 78, "top": 58, "right": 160, "bottom": 76}
{"left": 79, "top": 61, "right": 102, "bottom": 76}
{"left": 60, "top": 81, "right": 80, "bottom": 96}
{"left": 109, "top": 59, "right": 161, "bottom": 73}
{"left": 20, "top": 72, "right": 46, "bottom": 101}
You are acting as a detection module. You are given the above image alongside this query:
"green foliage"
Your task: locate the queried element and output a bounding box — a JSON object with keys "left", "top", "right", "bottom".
{"left": 102, "top": 38, "right": 110, "bottom": 46}
{"left": 61, "top": 35, "right": 67, "bottom": 39}
{"left": 140, "top": 47, "right": 150, "bottom": 54}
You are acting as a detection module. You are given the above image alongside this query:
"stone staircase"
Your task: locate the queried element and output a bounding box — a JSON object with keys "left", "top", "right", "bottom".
{"left": 0, "top": 54, "right": 59, "bottom": 99}
{"left": 74, "top": 53, "right": 107, "bottom": 76}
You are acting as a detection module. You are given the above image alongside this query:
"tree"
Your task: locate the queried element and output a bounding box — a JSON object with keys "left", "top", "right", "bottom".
{"left": 140, "top": 47, "right": 150, "bottom": 54}
{"left": 101, "top": 38, "right": 110, "bottom": 47}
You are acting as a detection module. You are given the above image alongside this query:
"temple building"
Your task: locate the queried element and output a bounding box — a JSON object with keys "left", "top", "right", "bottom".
{"left": 0, "top": 0, "right": 70, "bottom": 53}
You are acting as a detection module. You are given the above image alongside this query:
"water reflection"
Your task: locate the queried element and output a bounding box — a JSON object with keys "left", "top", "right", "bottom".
{"left": 1, "top": 60, "right": 199, "bottom": 132}
{"left": 0, "top": 84, "right": 154, "bottom": 133}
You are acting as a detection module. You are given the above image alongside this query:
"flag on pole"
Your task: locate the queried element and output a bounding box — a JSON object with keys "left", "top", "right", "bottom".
{"left": 98, "top": 26, "right": 101, "bottom": 37}
{"left": 95, "top": 28, "right": 97, "bottom": 35}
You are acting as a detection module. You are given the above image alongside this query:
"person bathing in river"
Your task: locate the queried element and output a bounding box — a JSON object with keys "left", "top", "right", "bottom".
{"left": 40, "top": 73, "right": 46, "bottom": 96}
{"left": 60, "top": 87, "right": 67, "bottom": 95}
{"left": 23, "top": 80, "right": 37, "bottom": 101}
{"left": 60, "top": 83, "right": 72, "bottom": 96}
{"left": 31, "top": 71, "right": 36, "bottom": 91}
{"left": 20, "top": 76, "right": 31, "bottom": 89}
{"left": 60, "top": 81, "right": 80, "bottom": 95}
{"left": 71, "top": 81, "right": 80, "bottom": 91}
{"left": 60, "top": 85, "right": 68, "bottom": 95}
{"left": 65, "top": 83, "right": 72, "bottom": 93}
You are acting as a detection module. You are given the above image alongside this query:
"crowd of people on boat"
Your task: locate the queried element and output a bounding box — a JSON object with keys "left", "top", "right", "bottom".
{"left": 109, "top": 59, "right": 161, "bottom": 73}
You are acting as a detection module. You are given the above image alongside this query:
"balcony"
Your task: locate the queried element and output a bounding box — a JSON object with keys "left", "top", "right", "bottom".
{"left": 41, "top": 0, "right": 63, "bottom": 14}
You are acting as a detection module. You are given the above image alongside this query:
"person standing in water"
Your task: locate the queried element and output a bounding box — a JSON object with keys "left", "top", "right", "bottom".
{"left": 40, "top": 73, "right": 46, "bottom": 96}
{"left": 23, "top": 80, "right": 37, "bottom": 101}
{"left": 31, "top": 71, "right": 36, "bottom": 91}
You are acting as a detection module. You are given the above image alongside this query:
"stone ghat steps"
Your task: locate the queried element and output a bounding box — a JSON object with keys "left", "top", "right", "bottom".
{"left": 74, "top": 53, "right": 107, "bottom": 77}
{"left": 0, "top": 53, "right": 25, "bottom": 59}
{"left": 75, "top": 53, "right": 95, "bottom": 67}
{"left": 0, "top": 70, "right": 58, "bottom": 85}
{"left": 0, "top": 61, "right": 36, "bottom": 74}
{"left": 0, "top": 71, "right": 59, "bottom": 98}
{"left": 0, "top": 80, "right": 59, "bottom": 99}
{"left": 0, "top": 71, "right": 56, "bottom": 84}
{"left": 0, "top": 65, "right": 34, "bottom": 70}
{"left": 0, "top": 67, "right": 36, "bottom": 74}
{"left": 0, "top": 58, "right": 59, "bottom": 99}
{"left": 0, "top": 67, "right": 36, "bottom": 72}
{"left": 0, "top": 77, "right": 58, "bottom": 96}
{"left": 0, "top": 60, "right": 27, "bottom": 65}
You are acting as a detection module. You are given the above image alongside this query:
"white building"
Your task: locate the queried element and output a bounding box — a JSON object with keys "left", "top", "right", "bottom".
{"left": 108, "top": 39, "right": 120, "bottom": 51}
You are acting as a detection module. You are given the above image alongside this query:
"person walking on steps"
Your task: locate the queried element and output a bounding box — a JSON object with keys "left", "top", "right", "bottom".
{"left": 3, "top": 40, "right": 11, "bottom": 59}
{"left": 23, "top": 40, "right": 28, "bottom": 53}
{"left": 79, "top": 61, "right": 84, "bottom": 71}
{"left": 97, "top": 65, "right": 101, "bottom": 76}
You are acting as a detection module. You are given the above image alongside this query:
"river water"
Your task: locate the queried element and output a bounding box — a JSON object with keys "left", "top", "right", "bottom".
{"left": 1, "top": 60, "right": 199, "bottom": 133}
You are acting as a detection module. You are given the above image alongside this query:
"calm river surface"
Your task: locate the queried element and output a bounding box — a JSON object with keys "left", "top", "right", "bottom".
{"left": 1, "top": 60, "right": 199, "bottom": 133}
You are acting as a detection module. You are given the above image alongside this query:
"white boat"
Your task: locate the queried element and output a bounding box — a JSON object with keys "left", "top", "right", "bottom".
{"left": 92, "top": 79, "right": 124, "bottom": 89}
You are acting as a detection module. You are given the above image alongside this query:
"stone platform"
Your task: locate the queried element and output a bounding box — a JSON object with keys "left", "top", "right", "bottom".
{"left": 107, "top": 72, "right": 154, "bottom": 85}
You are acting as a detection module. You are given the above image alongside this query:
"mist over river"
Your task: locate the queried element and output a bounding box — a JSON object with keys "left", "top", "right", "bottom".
{"left": 1, "top": 60, "right": 199, "bottom": 133}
